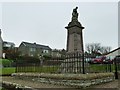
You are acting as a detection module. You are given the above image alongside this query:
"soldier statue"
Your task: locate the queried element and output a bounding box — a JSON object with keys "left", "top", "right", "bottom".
{"left": 72, "top": 7, "right": 78, "bottom": 21}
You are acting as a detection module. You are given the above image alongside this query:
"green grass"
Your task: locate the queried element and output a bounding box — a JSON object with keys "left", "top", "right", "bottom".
{"left": 16, "top": 64, "right": 116, "bottom": 73}
{"left": 0, "top": 67, "right": 15, "bottom": 75}
{"left": 0, "top": 66, "right": 59, "bottom": 75}
{"left": 90, "top": 64, "right": 115, "bottom": 72}
{"left": 16, "top": 66, "right": 59, "bottom": 73}
{"left": 1, "top": 64, "right": 119, "bottom": 75}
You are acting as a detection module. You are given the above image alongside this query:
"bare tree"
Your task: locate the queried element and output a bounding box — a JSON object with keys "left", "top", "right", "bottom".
{"left": 100, "top": 46, "right": 111, "bottom": 54}
{"left": 85, "top": 43, "right": 111, "bottom": 55}
{"left": 86, "top": 43, "right": 101, "bottom": 54}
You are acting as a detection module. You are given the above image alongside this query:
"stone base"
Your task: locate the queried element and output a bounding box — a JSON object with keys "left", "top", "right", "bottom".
{"left": 58, "top": 59, "right": 90, "bottom": 73}
{"left": 11, "top": 73, "right": 115, "bottom": 89}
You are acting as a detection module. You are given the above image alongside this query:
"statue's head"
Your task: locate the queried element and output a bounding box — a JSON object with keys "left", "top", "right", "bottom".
{"left": 76, "top": 7, "right": 78, "bottom": 10}
{"left": 73, "top": 7, "right": 78, "bottom": 13}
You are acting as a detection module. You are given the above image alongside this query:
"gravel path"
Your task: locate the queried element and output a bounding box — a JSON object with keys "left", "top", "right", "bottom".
{"left": 1, "top": 76, "right": 120, "bottom": 89}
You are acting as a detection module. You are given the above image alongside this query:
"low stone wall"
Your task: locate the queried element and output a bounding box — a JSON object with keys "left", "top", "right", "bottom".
{"left": 11, "top": 73, "right": 115, "bottom": 88}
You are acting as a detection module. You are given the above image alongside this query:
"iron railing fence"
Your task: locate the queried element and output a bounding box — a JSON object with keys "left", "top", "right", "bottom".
{"left": 16, "top": 53, "right": 120, "bottom": 74}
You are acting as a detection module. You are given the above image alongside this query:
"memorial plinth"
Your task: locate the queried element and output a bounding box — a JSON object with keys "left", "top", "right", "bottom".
{"left": 66, "top": 7, "right": 84, "bottom": 53}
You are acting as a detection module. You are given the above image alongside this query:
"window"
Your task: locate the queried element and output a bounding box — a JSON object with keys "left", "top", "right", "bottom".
{"left": 43, "top": 50, "right": 48, "bottom": 53}
{"left": 30, "top": 48, "right": 36, "bottom": 52}
{"left": 30, "top": 54, "right": 33, "bottom": 57}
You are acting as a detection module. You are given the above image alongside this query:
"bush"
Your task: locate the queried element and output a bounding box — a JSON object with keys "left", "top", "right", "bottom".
{"left": 43, "top": 55, "right": 52, "bottom": 60}
{"left": 0, "top": 59, "right": 12, "bottom": 67}
{"left": 17, "top": 56, "right": 40, "bottom": 63}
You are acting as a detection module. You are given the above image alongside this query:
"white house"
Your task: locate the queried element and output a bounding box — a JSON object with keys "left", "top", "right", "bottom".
{"left": 105, "top": 47, "right": 120, "bottom": 59}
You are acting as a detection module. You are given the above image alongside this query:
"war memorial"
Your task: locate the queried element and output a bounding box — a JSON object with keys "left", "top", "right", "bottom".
{"left": 58, "top": 7, "right": 86, "bottom": 73}
{"left": 1, "top": 7, "right": 118, "bottom": 89}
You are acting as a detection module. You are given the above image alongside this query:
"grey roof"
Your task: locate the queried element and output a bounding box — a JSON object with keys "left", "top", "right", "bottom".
{"left": 21, "top": 41, "right": 51, "bottom": 50}
{"left": 3, "top": 41, "right": 15, "bottom": 47}
{"left": 105, "top": 47, "right": 120, "bottom": 55}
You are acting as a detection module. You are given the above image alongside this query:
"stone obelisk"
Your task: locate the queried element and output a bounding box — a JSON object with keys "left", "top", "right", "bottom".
{"left": 66, "top": 7, "right": 84, "bottom": 53}
{"left": 0, "top": 29, "right": 3, "bottom": 59}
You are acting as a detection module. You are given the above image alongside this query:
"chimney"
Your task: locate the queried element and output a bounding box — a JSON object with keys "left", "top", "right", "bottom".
{"left": 34, "top": 42, "right": 36, "bottom": 44}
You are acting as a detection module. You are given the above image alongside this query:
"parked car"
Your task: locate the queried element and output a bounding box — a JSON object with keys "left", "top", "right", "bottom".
{"left": 88, "top": 58, "right": 95, "bottom": 64}
{"left": 103, "top": 58, "right": 113, "bottom": 64}
{"left": 94, "top": 56, "right": 106, "bottom": 64}
{"left": 88, "top": 56, "right": 106, "bottom": 64}
{"left": 103, "top": 57, "right": 114, "bottom": 64}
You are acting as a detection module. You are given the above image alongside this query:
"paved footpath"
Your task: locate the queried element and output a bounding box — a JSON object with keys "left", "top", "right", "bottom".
{"left": 1, "top": 76, "right": 120, "bottom": 90}
{"left": 88, "top": 80, "right": 119, "bottom": 89}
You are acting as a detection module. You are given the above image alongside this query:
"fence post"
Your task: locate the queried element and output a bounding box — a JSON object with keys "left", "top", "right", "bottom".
{"left": 82, "top": 53, "right": 85, "bottom": 74}
{"left": 114, "top": 57, "right": 118, "bottom": 79}
{"left": 109, "top": 63, "right": 112, "bottom": 72}
{"left": 15, "top": 58, "right": 17, "bottom": 73}
{"left": 106, "top": 63, "right": 108, "bottom": 72}
{"left": 76, "top": 52, "right": 79, "bottom": 73}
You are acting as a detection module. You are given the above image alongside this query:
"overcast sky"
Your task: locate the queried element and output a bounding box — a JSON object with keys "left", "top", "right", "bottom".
{"left": 1, "top": 1, "right": 118, "bottom": 50}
